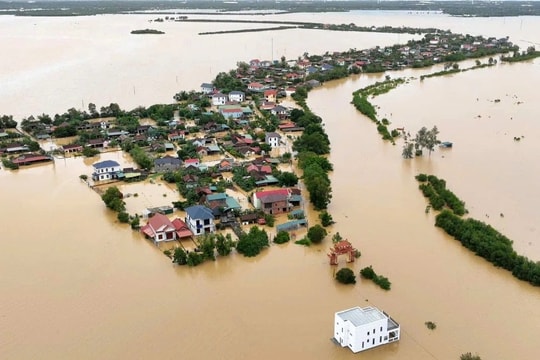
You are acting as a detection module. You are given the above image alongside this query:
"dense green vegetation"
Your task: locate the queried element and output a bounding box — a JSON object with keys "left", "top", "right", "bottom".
{"left": 360, "top": 265, "right": 392, "bottom": 290}
{"left": 5, "top": 1, "right": 540, "bottom": 18}
{"left": 82, "top": 147, "right": 100, "bottom": 157}
{"left": 435, "top": 210, "right": 540, "bottom": 286}
{"left": 1, "top": 158, "right": 19, "bottom": 170}
{"left": 172, "top": 233, "right": 235, "bottom": 266}
{"left": 273, "top": 231, "right": 290, "bottom": 244}
{"left": 460, "top": 353, "right": 482, "bottom": 360}
{"left": 0, "top": 115, "right": 17, "bottom": 128}
{"left": 402, "top": 126, "right": 441, "bottom": 159}
{"left": 130, "top": 29, "right": 165, "bottom": 34}
{"left": 289, "top": 107, "right": 333, "bottom": 210}
{"left": 236, "top": 226, "right": 270, "bottom": 257}
{"left": 101, "top": 186, "right": 125, "bottom": 213}
{"left": 199, "top": 26, "right": 296, "bottom": 35}
{"left": 420, "top": 68, "right": 461, "bottom": 80}
{"left": 319, "top": 211, "right": 334, "bottom": 227}
{"left": 129, "top": 145, "right": 153, "bottom": 170}
{"left": 335, "top": 268, "right": 356, "bottom": 285}
{"left": 415, "top": 174, "right": 540, "bottom": 287}
{"left": 307, "top": 224, "right": 327, "bottom": 244}
{"left": 501, "top": 48, "right": 540, "bottom": 63}
{"left": 352, "top": 79, "right": 406, "bottom": 143}
{"left": 415, "top": 174, "right": 466, "bottom": 215}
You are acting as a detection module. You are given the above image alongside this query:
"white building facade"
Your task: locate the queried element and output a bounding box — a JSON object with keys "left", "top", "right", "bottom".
{"left": 265, "top": 132, "right": 281, "bottom": 148}
{"left": 92, "top": 160, "right": 121, "bottom": 181}
{"left": 211, "top": 93, "right": 227, "bottom": 106}
{"left": 184, "top": 205, "right": 215, "bottom": 236}
{"left": 334, "top": 306, "right": 400, "bottom": 353}
{"left": 228, "top": 91, "right": 245, "bottom": 102}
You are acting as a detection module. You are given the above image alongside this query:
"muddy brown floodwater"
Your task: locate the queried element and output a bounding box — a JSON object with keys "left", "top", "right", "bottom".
{"left": 1, "top": 11, "right": 540, "bottom": 360}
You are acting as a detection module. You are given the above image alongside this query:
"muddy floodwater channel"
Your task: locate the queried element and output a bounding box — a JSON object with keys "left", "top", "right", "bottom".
{"left": 1, "top": 11, "right": 540, "bottom": 360}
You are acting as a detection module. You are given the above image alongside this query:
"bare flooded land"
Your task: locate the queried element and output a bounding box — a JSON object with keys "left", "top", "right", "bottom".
{"left": 1, "top": 8, "right": 540, "bottom": 360}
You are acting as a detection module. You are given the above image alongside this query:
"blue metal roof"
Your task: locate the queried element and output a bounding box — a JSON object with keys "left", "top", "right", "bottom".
{"left": 185, "top": 205, "right": 214, "bottom": 220}
{"left": 93, "top": 160, "right": 120, "bottom": 169}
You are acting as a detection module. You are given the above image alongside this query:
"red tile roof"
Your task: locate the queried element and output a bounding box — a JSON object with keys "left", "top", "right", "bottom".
{"left": 255, "top": 188, "right": 289, "bottom": 200}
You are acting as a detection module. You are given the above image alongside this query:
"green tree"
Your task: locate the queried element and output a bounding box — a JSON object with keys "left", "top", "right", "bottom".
{"left": 319, "top": 211, "right": 334, "bottom": 227}
{"left": 117, "top": 211, "right": 130, "bottom": 223}
{"left": 332, "top": 232, "right": 343, "bottom": 243}
{"left": 277, "top": 171, "right": 298, "bottom": 187}
{"left": 274, "top": 231, "right": 291, "bottom": 244}
{"left": 402, "top": 142, "right": 414, "bottom": 159}
{"left": 0, "top": 115, "right": 17, "bottom": 128}
{"left": 236, "top": 226, "right": 269, "bottom": 257}
{"left": 82, "top": 147, "right": 100, "bottom": 157}
{"left": 335, "top": 268, "right": 356, "bottom": 284}
{"left": 215, "top": 233, "right": 235, "bottom": 256}
{"left": 129, "top": 146, "right": 153, "bottom": 170}
{"left": 101, "top": 187, "right": 125, "bottom": 212}
{"left": 173, "top": 247, "right": 187, "bottom": 265}
{"left": 425, "top": 126, "right": 441, "bottom": 156}
{"left": 186, "top": 251, "right": 204, "bottom": 266}
{"left": 360, "top": 266, "right": 376, "bottom": 280}
{"left": 199, "top": 235, "right": 216, "bottom": 261}
{"left": 130, "top": 215, "right": 140, "bottom": 229}
{"left": 307, "top": 224, "right": 327, "bottom": 244}
{"left": 460, "top": 353, "right": 482, "bottom": 360}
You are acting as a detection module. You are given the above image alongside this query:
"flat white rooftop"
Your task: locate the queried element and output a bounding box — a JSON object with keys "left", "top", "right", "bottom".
{"left": 337, "top": 306, "right": 387, "bottom": 326}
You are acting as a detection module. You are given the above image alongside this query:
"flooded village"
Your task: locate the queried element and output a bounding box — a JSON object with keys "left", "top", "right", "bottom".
{"left": 0, "top": 29, "right": 524, "bottom": 266}
{"left": 1, "top": 8, "right": 540, "bottom": 360}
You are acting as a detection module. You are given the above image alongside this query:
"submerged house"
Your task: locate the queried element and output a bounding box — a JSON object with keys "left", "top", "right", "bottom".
{"left": 185, "top": 205, "right": 215, "bottom": 236}
{"left": 252, "top": 188, "right": 291, "bottom": 215}
{"left": 140, "top": 213, "right": 192, "bottom": 242}
{"left": 92, "top": 160, "right": 121, "bottom": 181}
{"left": 334, "top": 306, "right": 400, "bottom": 353}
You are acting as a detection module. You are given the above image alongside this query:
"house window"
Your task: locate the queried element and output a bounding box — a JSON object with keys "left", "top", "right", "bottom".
{"left": 204, "top": 219, "right": 210, "bottom": 225}
{"left": 362, "top": 341, "right": 364, "bottom": 348}
{"left": 372, "top": 339, "right": 375, "bottom": 345}
{"left": 380, "top": 326, "right": 383, "bottom": 332}
{"left": 380, "top": 336, "right": 382, "bottom": 343}
{"left": 373, "top": 328, "right": 376, "bottom": 334}
{"left": 367, "top": 331, "right": 370, "bottom": 336}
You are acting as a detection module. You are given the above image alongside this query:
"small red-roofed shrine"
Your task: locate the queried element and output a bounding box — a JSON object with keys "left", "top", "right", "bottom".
{"left": 328, "top": 240, "right": 357, "bottom": 265}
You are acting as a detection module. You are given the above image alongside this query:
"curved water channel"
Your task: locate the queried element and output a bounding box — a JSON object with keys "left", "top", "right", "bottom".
{"left": 1, "top": 11, "right": 539, "bottom": 360}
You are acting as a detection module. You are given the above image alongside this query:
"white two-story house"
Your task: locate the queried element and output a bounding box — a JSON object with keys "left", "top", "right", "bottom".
{"left": 265, "top": 132, "right": 281, "bottom": 148}
{"left": 92, "top": 160, "right": 121, "bottom": 181}
{"left": 228, "top": 90, "right": 245, "bottom": 103}
{"left": 212, "top": 93, "right": 227, "bottom": 106}
{"left": 334, "top": 306, "right": 400, "bottom": 353}
{"left": 185, "top": 205, "right": 215, "bottom": 235}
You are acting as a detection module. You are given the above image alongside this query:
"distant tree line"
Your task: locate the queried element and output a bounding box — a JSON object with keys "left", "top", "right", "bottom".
{"left": 416, "top": 174, "right": 466, "bottom": 215}
{"left": 352, "top": 78, "right": 406, "bottom": 143}
{"left": 415, "top": 174, "right": 540, "bottom": 287}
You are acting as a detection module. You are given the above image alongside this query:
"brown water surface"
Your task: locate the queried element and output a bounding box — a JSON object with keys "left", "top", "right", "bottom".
{"left": 1, "top": 11, "right": 540, "bottom": 360}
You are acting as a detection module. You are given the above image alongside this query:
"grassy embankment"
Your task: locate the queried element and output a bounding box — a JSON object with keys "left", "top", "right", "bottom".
{"left": 416, "top": 174, "right": 540, "bottom": 287}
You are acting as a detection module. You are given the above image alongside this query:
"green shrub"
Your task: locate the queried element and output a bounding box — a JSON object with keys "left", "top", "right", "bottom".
{"left": 335, "top": 268, "right": 356, "bottom": 284}
{"left": 360, "top": 266, "right": 376, "bottom": 280}
{"left": 236, "top": 226, "right": 269, "bottom": 257}
{"left": 295, "top": 238, "right": 311, "bottom": 246}
{"left": 307, "top": 224, "right": 327, "bottom": 244}
{"left": 117, "top": 211, "right": 130, "bottom": 223}
{"left": 319, "top": 211, "right": 334, "bottom": 227}
{"left": 274, "top": 231, "right": 290, "bottom": 244}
